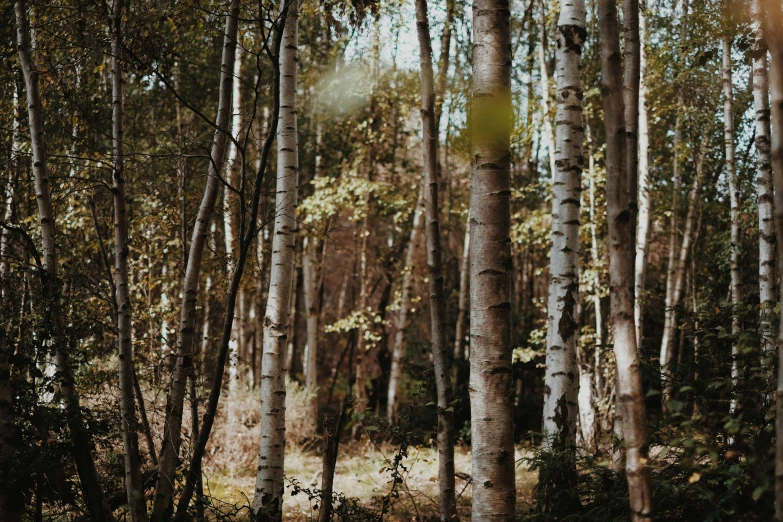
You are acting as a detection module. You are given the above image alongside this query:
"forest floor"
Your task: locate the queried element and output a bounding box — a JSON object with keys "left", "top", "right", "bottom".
{"left": 202, "top": 442, "right": 538, "bottom": 520}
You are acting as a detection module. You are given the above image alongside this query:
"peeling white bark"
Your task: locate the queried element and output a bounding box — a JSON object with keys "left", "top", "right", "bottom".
{"left": 542, "top": 0, "right": 585, "bottom": 453}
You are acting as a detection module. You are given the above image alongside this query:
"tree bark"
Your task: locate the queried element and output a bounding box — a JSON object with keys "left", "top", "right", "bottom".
{"left": 252, "top": 1, "right": 299, "bottom": 518}
{"left": 767, "top": 6, "right": 783, "bottom": 520}
{"left": 470, "top": 1, "right": 515, "bottom": 520}
{"left": 751, "top": 0, "right": 776, "bottom": 379}
{"left": 302, "top": 235, "right": 319, "bottom": 428}
{"left": 110, "top": 1, "right": 147, "bottom": 519}
{"left": 586, "top": 126, "right": 604, "bottom": 441}
{"left": 542, "top": 0, "right": 585, "bottom": 456}
{"left": 14, "top": 2, "right": 114, "bottom": 520}
{"left": 537, "top": 0, "right": 557, "bottom": 179}
{"left": 722, "top": 8, "right": 742, "bottom": 417}
{"left": 414, "top": 0, "right": 457, "bottom": 518}
{"left": 387, "top": 188, "right": 424, "bottom": 423}
{"left": 597, "top": 0, "right": 653, "bottom": 516}
{"left": 633, "top": 0, "right": 650, "bottom": 346}
{"left": 454, "top": 217, "right": 470, "bottom": 361}
{"left": 151, "top": 0, "right": 239, "bottom": 518}
{"left": 624, "top": 0, "right": 640, "bottom": 241}
{"left": 225, "top": 51, "right": 242, "bottom": 401}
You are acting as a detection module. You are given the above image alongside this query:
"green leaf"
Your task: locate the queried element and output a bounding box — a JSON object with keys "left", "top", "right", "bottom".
{"left": 667, "top": 399, "right": 685, "bottom": 413}
{"left": 752, "top": 486, "right": 765, "bottom": 501}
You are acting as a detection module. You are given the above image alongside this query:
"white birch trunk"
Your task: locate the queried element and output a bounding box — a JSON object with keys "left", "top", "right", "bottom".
{"left": 751, "top": 0, "right": 776, "bottom": 374}
{"left": 537, "top": 0, "right": 557, "bottom": 180}
{"left": 454, "top": 217, "right": 470, "bottom": 360}
{"left": 387, "top": 188, "right": 424, "bottom": 423}
{"left": 252, "top": 1, "right": 298, "bottom": 517}
{"left": 110, "top": 2, "right": 146, "bottom": 518}
{"left": 226, "top": 53, "right": 242, "bottom": 403}
{"left": 542, "top": 0, "right": 585, "bottom": 453}
{"left": 722, "top": 23, "right": 742, "bottom": 416}
{"left": 634, "top": 1, "right": 650, "bottom": 346}
{"left": 598, "top": 0, "right": 653, "bottom": 515}
{"left": 470, "top": 1, "right": 515, "bottom": 519}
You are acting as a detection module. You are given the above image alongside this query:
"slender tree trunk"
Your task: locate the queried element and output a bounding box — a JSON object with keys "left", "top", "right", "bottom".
{"left": 537, "top": 0, "right": 557, "bottom": 179}
{"left": 470, "top": 1, "right": 515, "bottom": 520}
{"left": 387, "top": 188, "right": 424, "bottom": 423}
{"left": 14, "top": 2, "right": 113, "bottom": 520}
{"left": 151, "top": 0, "right": 239, "bottom": 518}
{"left": 252, "top": 1, "right": 299, "bottom": 518}
{"left": 225, "top": 51, "right": 242, "bottom": 402}
{"left": 634, "top": 0, "right": 650, "bottom": 346}
{"left": 133, "top": 370, "right": 157, "bottom": 466}
{"left": 752, "top": 0, "right": 776, "bottom": 380}
{"left": 303, "top": 235, "right": 319, "bottom": 427}
{"left": 597, "top": 0, "right": 653, "bottom": 516}
{"left": 285, "top": 258, "right": 300, "bottom": 379}
{"left": 660, "top": 0, "right": 689, "bottom": 410}
{"left": 767, "top": 7, "right": 783, "bottom": 520}
{"left": 722, "top": 11, "right": 742, "bottom": 417}
{"left": 586, "top": 127, "right": 604, "bottom": 440}
{"left": 110, "top": 2, "right": 146, "bottom": 519}
{"left": 542, "top": 0, "right": 585, "bottom": 458}
{"left": 414, "top": 1, "right": 457, "bottom": 518}
{"left": 454, "top": 218, "right": 470, "bottom": 360}
{"left": 624, "top": 0, "right": 640, "bottom": 240}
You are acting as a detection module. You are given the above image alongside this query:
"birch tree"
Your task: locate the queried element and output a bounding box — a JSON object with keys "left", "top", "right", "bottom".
{"left": 387, "top": 192, "right": 424, "bottom": 423}
{"left": 597, "top": 0, "right": 653, "bottom": 515}
{"left": 110, "top": 1, "right": 146, "bottom": 519}
{"left": 470, "top": 1, "right": 515, "bottom": 519}
{"left": 454, "top": 219, "right": 470, "bottom": 361}
{"left": 722, "top": 2, "right": 741, "bottom": 416}
{"left": 14, "top": 2, "right": 113, "bottom": 520}
{"left": 537, "top": 0, "right": 557, "bottom": 179}
{"left": 751, "top": 0, "right": 775, "bottom": 370}
{"left": 414, "top": 0, "right": 456, "bottom": 517}
{"left": 542, "top": 0, "right": 585, "bottom": 459}
{"left": 633, "top": 0, "right": 650, "bottom": 346}
{"left": 151, "top": 0, "right": 239, "bottom": 517}
{"left": 252, "top": 0, "right": 299, "bottom": 518}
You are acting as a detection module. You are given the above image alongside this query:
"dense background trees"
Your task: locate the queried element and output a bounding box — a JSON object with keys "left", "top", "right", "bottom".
{"left": 2, "top": 0, "right": 783, "bottom": 520}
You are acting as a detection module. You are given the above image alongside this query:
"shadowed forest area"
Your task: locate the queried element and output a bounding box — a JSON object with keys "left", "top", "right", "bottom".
{"left": 3, "top": 0, "right": 783, "bottom": 520}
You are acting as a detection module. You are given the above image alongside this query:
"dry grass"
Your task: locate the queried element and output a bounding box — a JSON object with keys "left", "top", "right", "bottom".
{"left": 203, "top": 439, "right": 537, "bottom": 520}
{"left": 142, "top": 379, "right": 538, "bottom": 520}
